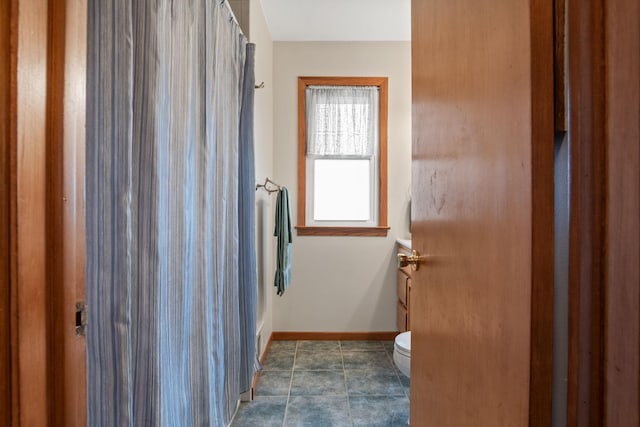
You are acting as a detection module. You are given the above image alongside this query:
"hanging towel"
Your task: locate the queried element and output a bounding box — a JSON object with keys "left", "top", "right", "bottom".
{"left": 274, "top": 187, "right": 292, "bottom": 295}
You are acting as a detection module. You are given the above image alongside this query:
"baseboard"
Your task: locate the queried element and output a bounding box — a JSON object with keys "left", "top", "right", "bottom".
{"left": 271, "top": 331, "right": 398, "bottom": 341}
{"left": 247, "top": 332, "right": 274, "bottom": 401}
{"left": 259, "top": 333, "right": 274, "bottom": 365}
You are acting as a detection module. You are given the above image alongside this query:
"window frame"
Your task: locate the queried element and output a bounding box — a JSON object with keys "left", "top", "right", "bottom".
{"left": 296, "top": 76, "right": 389, "bottom": 237}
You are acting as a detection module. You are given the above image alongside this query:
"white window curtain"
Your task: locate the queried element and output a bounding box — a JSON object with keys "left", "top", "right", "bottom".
{"left": 306, "top": 86, "right": 379, "bottom": 157}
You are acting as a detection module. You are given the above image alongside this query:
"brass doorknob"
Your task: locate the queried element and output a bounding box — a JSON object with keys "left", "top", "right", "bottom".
{"left": 397, "top": 250, "right": 428, "bottom": 271}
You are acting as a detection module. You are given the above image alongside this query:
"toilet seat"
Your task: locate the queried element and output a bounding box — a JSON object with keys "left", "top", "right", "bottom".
{"left": 393, "top": 331, "right": 411, "bottom": 378}
{"left": 394, "top": 331, "right": 411, "bottom": 355}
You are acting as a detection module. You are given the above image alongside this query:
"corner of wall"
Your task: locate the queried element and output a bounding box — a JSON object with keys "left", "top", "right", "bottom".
{"left": 249, "top": 0, "right": 274, "bottom": 359}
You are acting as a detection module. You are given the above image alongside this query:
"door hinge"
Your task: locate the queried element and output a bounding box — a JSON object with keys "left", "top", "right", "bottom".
{"left": 75, "top": 301, "right": 88, "bottom": 336}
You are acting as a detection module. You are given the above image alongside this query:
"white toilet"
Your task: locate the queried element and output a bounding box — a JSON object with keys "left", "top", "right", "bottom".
{"left": 393, "top": 331, "right": 411, "bottom": 377}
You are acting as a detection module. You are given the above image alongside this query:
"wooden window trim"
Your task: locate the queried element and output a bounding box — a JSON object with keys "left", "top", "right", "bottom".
{"left": 296, "top": 76, "right": 389, "bottom": 237}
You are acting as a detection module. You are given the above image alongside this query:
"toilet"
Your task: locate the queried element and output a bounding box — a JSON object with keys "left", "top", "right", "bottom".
{"left": 393, "top": 331, "right": 411, "bottom": 377}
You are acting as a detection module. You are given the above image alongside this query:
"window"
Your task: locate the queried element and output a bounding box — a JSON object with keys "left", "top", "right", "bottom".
{"left": 296, "top": 77, "right": 389, "bottom": 236}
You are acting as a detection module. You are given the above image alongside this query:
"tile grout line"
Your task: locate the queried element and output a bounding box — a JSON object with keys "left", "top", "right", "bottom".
{"left": 386, "top": 339, "right": 412, "bottom": 424}
{"left": 281, "top": 341, "right": 297, "bottom": 427}
{"left": 339, "top": 341, "right": 355, "bottom": 427}
{"left": 385, "top": 340, "right": 410, "bottom": 400}
{"left": 388, "top": 345, "right": 405, "bottom": 395}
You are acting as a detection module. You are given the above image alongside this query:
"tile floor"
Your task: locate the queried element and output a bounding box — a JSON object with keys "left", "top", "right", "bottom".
{"left": 231, "top": 340, "right": 410, "bottom": 427}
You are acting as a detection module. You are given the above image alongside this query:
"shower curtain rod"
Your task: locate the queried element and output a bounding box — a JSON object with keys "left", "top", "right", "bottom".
{"left": 220, "top": 0, "right": 264, "bottom": 92}
{"left": 255, "top": 177, "right": 281, "bottom": 193}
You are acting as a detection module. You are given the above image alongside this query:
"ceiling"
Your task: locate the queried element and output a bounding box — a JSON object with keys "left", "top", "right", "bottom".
{"left": 260, "top": 0, "right": 411, "bottom": 41}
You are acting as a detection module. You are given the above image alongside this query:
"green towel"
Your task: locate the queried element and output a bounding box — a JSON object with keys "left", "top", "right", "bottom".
{"left": 274, "top": 187, "right": 292, "bottom": 295}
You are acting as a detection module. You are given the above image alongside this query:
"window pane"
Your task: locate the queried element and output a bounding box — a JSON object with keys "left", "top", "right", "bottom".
{"left": 313, "top": 159, "right": 370, "bottom": 221}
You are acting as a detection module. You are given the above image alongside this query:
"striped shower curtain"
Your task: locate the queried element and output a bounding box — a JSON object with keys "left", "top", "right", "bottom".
{"left": 86, "top": 1, "right": 258, "bottom": 425}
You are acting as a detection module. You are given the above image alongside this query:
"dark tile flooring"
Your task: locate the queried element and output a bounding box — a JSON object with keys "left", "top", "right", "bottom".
{"left": 231, "top": 340, "right": 410, "bottom": 427}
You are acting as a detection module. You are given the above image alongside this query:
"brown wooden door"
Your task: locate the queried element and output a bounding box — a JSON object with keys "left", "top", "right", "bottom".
{"left": 410, "top": 1, "right": 554, "bottom": 425}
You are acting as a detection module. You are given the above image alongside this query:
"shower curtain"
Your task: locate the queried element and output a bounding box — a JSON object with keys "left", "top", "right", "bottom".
{"left": 86, "top": 1, "right": 258, "bottom": 425}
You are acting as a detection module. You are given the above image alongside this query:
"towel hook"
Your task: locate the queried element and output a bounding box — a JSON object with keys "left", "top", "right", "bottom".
{"left": 256, "top": 177, "right": 281, "bottom": 193}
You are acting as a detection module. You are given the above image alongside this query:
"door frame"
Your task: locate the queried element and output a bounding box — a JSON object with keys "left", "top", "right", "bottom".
{"left": 566, "top": 0, "right": 607, "bottom": 423}
{"left": 0, "top": 0, "right": 12, "bottom": 424}
{"left": 567, "top": 0, "right": 640, "bottom": 425}
{"left": 46, "top": 0, "right": 87, "bottom": 424}
{"left": 1, "top": 0, "right": 87, "bottom": 425}
{"left": 529, "top": 0, "right": 556, "bottom": 423}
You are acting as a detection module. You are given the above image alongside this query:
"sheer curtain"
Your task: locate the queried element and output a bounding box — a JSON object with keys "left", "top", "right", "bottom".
{"left": 305, "top": 86, "right": 379, "bottom": 157}
{"left": 86, "top": 1, "right": 258, "bottom": 425}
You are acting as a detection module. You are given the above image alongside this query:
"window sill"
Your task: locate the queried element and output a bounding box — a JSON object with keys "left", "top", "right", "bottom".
{"left": 295, "top": 226, "right": 390, "bottom": 237}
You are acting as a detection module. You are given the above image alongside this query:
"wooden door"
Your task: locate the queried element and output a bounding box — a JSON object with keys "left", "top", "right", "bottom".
{"left": 410, "top": 1, "right": 554, "bottom": 425}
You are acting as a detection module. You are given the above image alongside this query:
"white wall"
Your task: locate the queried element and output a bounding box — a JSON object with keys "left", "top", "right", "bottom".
{"left": 249, "top": 0, "right": 274, "bottom": 357}
{"left": 272, "top": 42, "right": 412, "bottom": 332}
{"left": 228, "top": 0, "right": 249, "bottom": 37}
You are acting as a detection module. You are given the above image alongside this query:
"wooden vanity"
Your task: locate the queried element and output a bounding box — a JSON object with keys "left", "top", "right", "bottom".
{"left": 396, "top": 240, "right": 412, "bottom": 332}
